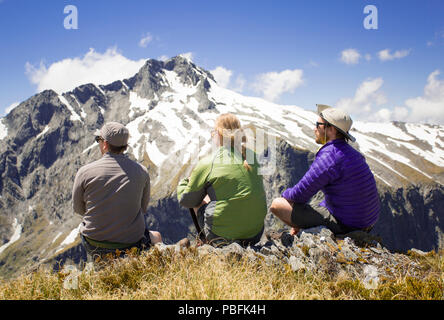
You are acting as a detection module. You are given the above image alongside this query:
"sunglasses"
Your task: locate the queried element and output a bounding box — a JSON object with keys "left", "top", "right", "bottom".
{"left": 95, "top": 136, "right": 104, "bottom": 143}
{"left": 316, "top": 122, "right": 329, "bottom": 129}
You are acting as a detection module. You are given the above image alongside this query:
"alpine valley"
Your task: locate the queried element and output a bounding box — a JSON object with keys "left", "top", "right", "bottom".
{"left": 1, "top": 56, "right": 443, "bottom": 279}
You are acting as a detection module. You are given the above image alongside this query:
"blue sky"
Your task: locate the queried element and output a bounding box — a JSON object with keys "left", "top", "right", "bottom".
{"left": 0, "top": 0, "right": 443, "bottom": 124}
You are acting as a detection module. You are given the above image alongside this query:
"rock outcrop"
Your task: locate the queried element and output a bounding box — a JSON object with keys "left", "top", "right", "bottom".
{"left": 150, "top": 226, "right": 429, "bottom": 290}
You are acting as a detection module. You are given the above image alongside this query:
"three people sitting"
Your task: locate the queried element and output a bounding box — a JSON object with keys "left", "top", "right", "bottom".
{"left": 72, "top": 105, "right": 380, "bottom": 260}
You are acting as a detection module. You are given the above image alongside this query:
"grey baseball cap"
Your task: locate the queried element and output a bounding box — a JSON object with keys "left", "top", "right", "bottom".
{"left": 94, "top": 122, "right": 129, "bottom": 147}
{"left": 316, "top": 104, "right": 356, "bottom": 142}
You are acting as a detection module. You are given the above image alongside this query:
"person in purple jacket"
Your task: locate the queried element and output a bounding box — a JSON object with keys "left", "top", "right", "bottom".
{"left": 270, "top": 104, "right": 380, "bottom": 235}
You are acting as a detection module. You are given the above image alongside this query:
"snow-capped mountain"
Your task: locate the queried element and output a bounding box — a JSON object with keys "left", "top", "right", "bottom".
{"left": 0, "top": 56, "right": 443, "bottom": 278}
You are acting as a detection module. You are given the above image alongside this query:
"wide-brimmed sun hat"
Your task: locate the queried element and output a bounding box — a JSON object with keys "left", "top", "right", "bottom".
{"left": 316, "top": 104, "right": 356, "bottom": 142}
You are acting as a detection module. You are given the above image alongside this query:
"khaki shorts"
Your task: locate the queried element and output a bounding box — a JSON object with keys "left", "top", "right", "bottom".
{"left": 290, "top": 202, "right": 371, "bottom": 235}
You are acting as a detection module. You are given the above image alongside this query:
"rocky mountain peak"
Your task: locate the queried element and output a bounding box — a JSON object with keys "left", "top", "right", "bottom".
{"left": 123, "top": 56, "right": 213, "bottom": 102}
{"left": 3, "top": 90, "right": 66, "bottom": 147}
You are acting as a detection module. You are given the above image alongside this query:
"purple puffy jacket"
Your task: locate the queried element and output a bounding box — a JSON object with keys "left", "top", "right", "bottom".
{"left": 282, "top": 139, "right": 380, "bottom": 229}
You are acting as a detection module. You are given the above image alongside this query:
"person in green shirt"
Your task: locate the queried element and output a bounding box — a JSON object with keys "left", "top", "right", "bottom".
{"left": 177, "top": 113, "right": 267, "bottom": 246}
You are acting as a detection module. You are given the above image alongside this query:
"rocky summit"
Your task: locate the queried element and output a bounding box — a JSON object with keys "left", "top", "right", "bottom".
{"left": 151, "top": 226, "right": 429, "bottom": 291}
{"left": 0, "top": 55, "right": 443, "bottom": 279}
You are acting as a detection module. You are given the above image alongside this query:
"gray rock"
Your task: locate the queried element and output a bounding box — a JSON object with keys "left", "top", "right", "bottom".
{"left": 220, "top": 242, "right": 245, "bottom": 259}
{"left": 341, "top": 246, "right": 359, "bottom": 262}
{"left": 362, "top": 265, "right": 380, "bottom": 289}
{"left": 288, "top": 256, "right": 305, "bottom": 272}
{"left": 298, "top": 232, "right": 317, "bottom": 249}
{"left": 290, "top": 244, "right": 305, "bottom": 258}
{"left": 259, "top": 246, "right": 273, "bottom": 256}
{"left": 319, "top": 227, "right": 334, "bottom": 239}
{"left": 409, "top": 248, "right": 428, "bottom": 256}
{"left": 270, "top": 244, "right": 285, "bottom": 258}
{"left": 153, "top": 243, "right": 167, "bottom": 252}
{"left": 300, "top": 226, "right": 329, "bottom": 235}
{"left": 264, "top": 255, "right": 279, "bottom": 266}
{"left": 197, "top": 244, "right": 218, "bottom": 256}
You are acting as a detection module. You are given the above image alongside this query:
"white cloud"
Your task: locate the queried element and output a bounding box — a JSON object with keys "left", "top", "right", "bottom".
{"left": 210, "top": 66, "right": 245, "bottom": 93}
{"left": 138, "top": 32, "right": 153, "bottom": 48}
{"left": 179, "top": 52, "right": 193, "bottom": 61}
{"left": 210, "top": 66, "right": 232, "bottom": 88}
{"left": 340, "top": 49, "right": 361, "bottom": 65}
{"left": 337, "top": 71, "right": 444, "bottom": 125}
{"left": 377, "top": 49, "right": 411, "bottom": 62}
{"left": 307, "top": 60, "right": 319, "bottom": 68}
{"left": 252, "top": 69, "right": 304, "bottom": 102}
{"left": 158, "top": 55, "right": 169, "bottom": 61}
{"left": 25, "top": 47, "right": 146, "bottom": 94}
{"left": 401, "top": 70, "right": 444, "bottom": 124}
{"left": 392, "top": 106, "right": 410, "bottom": 121}
{"left": 336, "top": 78, "right": 387, "bottom": 116}
{"left": 233, "top": 74, "right": 245, "bottom": 93}
{"left": 372, "top": 108, "right": 392, "bottom": 122}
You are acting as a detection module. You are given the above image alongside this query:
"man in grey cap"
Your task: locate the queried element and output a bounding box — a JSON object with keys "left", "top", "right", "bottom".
{"left": 270, "top": 105, "right": 380, "bottom": 236}
{"left": 72, "top": 122, "right": 162, "bottom": 262}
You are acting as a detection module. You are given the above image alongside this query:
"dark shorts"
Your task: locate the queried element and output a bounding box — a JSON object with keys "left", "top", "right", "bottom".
{"left": 81, "top": 228, "right": 152, "bottom": 263}
{"left": 197, "top": 203, "right": 263, "bottom": 247}
{"left": 290, "top": 202, "right": 373, "bottom": 235}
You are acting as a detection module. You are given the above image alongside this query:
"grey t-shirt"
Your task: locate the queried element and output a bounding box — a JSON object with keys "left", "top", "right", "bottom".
{"left": 72, "top": 152, "right": 150, "bottom": 244}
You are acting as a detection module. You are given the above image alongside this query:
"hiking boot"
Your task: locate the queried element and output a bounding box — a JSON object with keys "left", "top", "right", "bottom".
{"left": 178, "top": 238, "right": 190, "bottom": 248}
{"left": 265, "top": 229, "right": 294, "bottom": 247}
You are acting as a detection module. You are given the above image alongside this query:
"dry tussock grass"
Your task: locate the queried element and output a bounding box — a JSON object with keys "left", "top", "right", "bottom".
{"left": 0, "top": 247, "right": 442, "bottom": 300}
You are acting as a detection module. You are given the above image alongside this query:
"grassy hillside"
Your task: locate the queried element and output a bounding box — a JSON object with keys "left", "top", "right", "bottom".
{"left": 0, "top": 245, "right": 442, "bottom": 300}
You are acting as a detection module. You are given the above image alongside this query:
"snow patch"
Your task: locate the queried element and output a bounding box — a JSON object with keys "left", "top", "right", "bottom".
{"left": 387, "top": 137, "right": 444, "bottom": 167}
{"left": 0, "top": 118, "right": 7, "bottom": 140}
{"left": 36, "top": 125, "right": 50, "bottom": 139}
{"left": 55, "top": 224, "right": 82, "bottom": 254}
{"left": 58, "top": 94, "right": 83, "bottom": 122}
{"left": 51, "top": 232, "right": 63, "bottom": 244}
{"left": 69, "top": 94, "right": 87, "bottom": 118}
{"left": 373, "top": 173, "right": 393, "bottom": 187}
{"left": 365, "top": 153, "right": 408, "bottom": 180}
{"left": 161, "top": 69, "right": 197, "bottom": 99}
{"left": 207, "top": 78, "right": 316, "bottom": 146}
{"left": 0, "top": 218, "right": 23, "bottom": 255}
{"left": 353, "top": 121, "right": 414, "bottom": 141}
{"left": 129, "top": 91, "right": 151, "bottom": 118}
{"left": 82, "top": 142, "right": 97, "bottom": 154}
{"left": 94, "top": 84, "right": 106, "bottom": 97}
{"left": 354, "top": 132, "right": 433, "bottom": 180}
